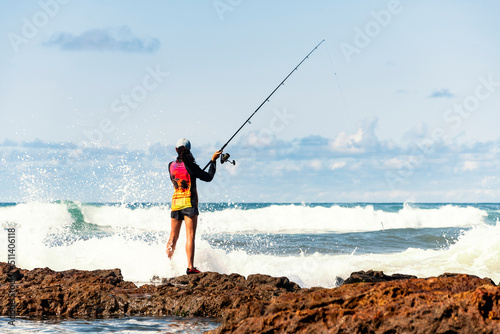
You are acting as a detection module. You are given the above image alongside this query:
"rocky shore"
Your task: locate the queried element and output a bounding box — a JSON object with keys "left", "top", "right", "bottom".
{"left": 1, "top": 262, "right": 499, "bottom": 333}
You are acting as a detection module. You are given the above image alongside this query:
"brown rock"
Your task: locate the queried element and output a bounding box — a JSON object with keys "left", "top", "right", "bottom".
{"left": 0, "top": 262, "right": 299, "bottom": 319}
{"left": 127, "top": 272, "right": 301, "bottom": 318}
{"left": 211, "top": 273, "right": 500, "bottom": 334}
{"left": 3, "top": 262, "right": 500, "bottom": 333}
{"left": 343, "top": 269, "right": 417, "bottom": 284}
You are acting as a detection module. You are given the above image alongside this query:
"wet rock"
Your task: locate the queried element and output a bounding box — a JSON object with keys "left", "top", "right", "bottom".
{"left": 343, "top": 269, "right": 417, "bottom": 284}
{"left": 211, "top": 273, "right": 500, "bottom": 334}
{"left": 0, "top": 263, "right": 299, "bottom": 319}
{"left": 129, "top": 272, "right": 301, "bottom": 318}
{"left": 0, "top": 262, "right": 136, "bottom": 317}
{"left": 0, "top": 263, "right": 24, "bottom": 284}
{"left": 3, "top": 263, "right": 499, "bottom": 333}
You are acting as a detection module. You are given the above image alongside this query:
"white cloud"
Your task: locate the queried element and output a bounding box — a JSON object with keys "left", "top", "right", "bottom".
{"left": 329, "top": 129, "right": 364, "bottom": 153}
{"left": 462, "top": 160, "right": 478, "bottom": 171}
{"left": 402, "top": 122, "right": 429, "bottom": 143}
{"left": 330, "top": 161, "right": 346, "bottom": 170}
{"left": 328, "top": 116, "right": 380, "bottom": 154}
{"left": 266, "top": 160, "right": 303, "bottom": 177}
{"left": 384, "top": 157, "right": 404, "bottom": 169}
{"left": 310, "top": 159, "right": 322, "bottom": 170}
{"left": 2, "top": 119, "right": 500, "bottom": 202}
{"left": 241, "top": 131, "right": 275, "bottom": 148}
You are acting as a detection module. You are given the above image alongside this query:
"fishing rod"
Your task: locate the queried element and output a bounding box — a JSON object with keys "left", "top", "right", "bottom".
{"left": 203, "top": 39, "right": 325, "bottom": 170}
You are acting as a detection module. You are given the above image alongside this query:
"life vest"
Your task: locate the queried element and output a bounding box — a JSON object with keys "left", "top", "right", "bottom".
{"left": 169, "top": 161, "right": 192, "bottom": 211}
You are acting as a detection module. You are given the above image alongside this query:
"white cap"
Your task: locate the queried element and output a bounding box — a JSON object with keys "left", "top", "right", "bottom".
{"left": 176, "top": 138, "right": 191, "bottom": 150}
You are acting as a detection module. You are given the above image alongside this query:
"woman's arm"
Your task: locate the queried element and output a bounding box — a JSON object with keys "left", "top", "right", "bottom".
{"left": 184, "top": 150, "right": 222, "bottom": 182}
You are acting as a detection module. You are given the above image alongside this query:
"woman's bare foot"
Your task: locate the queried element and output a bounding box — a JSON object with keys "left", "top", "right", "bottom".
{"left": 166, "top": 243, "right": 175, "bottom": 259}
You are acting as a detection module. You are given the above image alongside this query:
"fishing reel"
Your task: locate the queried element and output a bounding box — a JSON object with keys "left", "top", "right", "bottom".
{"left": 220, "top": 153, "right": 236, "bottom": 165}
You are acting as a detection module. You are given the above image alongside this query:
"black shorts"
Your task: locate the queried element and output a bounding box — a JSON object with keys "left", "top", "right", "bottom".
{"left": 171, "top": 207, "right": 199, "bottom": 220}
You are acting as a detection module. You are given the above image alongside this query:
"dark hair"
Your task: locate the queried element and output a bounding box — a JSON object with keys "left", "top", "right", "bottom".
{"left": 176, "top": 146, "right": 195, "bottom": 164}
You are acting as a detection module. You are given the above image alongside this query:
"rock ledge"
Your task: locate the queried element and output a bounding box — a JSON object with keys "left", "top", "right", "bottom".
{"left": 2, "top": 263, "right": 499, "bottom": 333}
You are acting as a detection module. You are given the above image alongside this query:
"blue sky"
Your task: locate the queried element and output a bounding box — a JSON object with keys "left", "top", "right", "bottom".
{"left": 1, "top": 0, "right": 500, "bottom": 202}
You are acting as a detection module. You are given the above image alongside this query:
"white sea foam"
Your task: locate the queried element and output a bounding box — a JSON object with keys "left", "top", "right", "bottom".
{"left": 0, "top": 202, "right": 73, "bottom": 241}
{"left": 1, "top": 202, "right": 488, "bottom": 235}
{"left": 0, "top": 202, "right": 497, "bottom": 288}
{"left": 81, "top": 204, "right": 171, "bottom": 231}
{"left": 195, "top": 223, "right": 500, "bottom": 287}
{"left": 200, "top": 203, "right": 488, "bottom": 234}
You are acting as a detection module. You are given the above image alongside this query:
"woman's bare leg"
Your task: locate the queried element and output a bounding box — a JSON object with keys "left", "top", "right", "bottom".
{"left": 184, "top": 215, "right": 198, "bottom": 269}
{"left": 167, "top": 218, "right": 183, "bottom": 259}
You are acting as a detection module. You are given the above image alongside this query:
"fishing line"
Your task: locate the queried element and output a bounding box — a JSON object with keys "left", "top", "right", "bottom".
{"left": 324, "top": 40, "right": 356, "bottom": 133}
{"left": 203, "top": 39, "right": 326, "bottom": 170}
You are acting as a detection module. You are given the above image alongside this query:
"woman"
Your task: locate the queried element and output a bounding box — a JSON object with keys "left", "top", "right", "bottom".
{"left": 167, "top": 138, "right": 221, "bottom": 274}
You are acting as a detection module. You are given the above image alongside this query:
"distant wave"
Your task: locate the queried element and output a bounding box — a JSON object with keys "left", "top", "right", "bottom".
{"left": 200, "top": 203, "right": 488, "bottom": 234}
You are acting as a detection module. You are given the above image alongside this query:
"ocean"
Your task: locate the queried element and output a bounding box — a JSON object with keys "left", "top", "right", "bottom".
{"left": 1, "top": 201, "right": 499, "bottom": 332}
